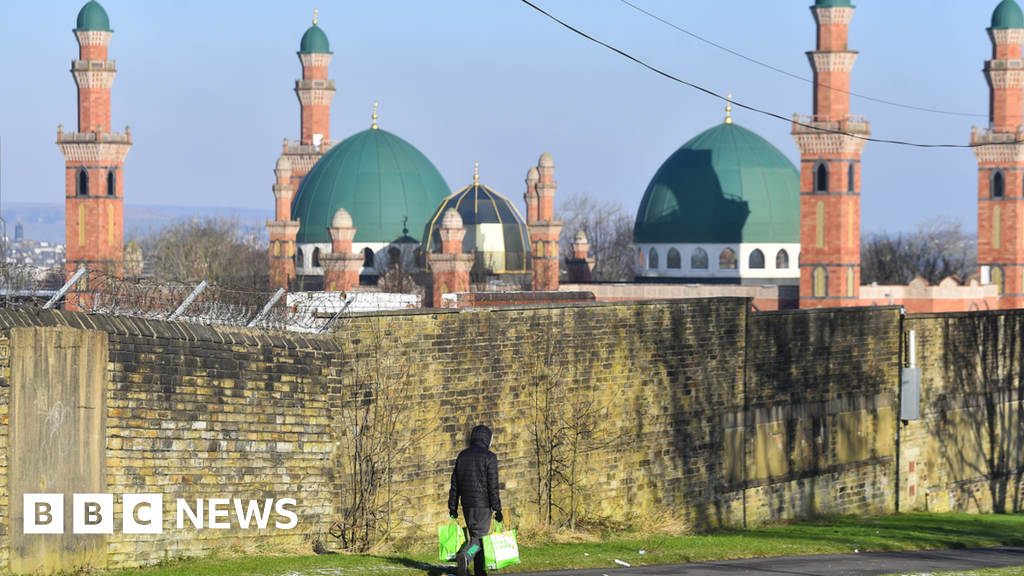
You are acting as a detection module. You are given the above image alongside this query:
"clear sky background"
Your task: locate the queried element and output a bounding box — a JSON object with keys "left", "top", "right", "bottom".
{"left": 0, "top": 0, "right": 998, "bottom": 235}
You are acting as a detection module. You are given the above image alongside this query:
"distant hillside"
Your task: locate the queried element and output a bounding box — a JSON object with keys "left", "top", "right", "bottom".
{"left": 0, "top": 204, "right": 274, "bottom": 245}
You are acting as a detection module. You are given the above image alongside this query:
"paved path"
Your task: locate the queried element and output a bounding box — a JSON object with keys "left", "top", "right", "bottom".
{"left": 515, "top": 546, "right": 1024, "bottom": 576}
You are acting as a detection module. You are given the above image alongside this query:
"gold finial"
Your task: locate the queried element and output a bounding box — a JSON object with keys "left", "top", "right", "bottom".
{"left": 313, "top": 8, "right": 318, "bottom": 25}
{"left": 474, "top": 161, "right": 479, "bottom": 183}
{"left": 372, "top": 101, "right": 378, "bottom": 129}
{"left": 725, "top": 93, "right": 733, "bottom": 124}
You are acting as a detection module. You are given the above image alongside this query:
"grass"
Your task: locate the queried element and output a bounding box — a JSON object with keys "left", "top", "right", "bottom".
{"left": 99, "top": 513, "right": 1024, "bottom": 576}
{"left": 879, "top": 569, "right": 1024, "bottom": 576}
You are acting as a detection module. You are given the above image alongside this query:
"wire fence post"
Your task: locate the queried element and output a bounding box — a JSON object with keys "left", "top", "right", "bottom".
{"left": 319, "top": 293, "right": 355, "bottom": 334}
{"left": 42, "top": 267, "right": 88, "bottom": 310}
{"left": 168, "top": 281, "right": 208, "bottom": 321}
{"left": 247, "top": 288, "right": 286, "bottom": 328}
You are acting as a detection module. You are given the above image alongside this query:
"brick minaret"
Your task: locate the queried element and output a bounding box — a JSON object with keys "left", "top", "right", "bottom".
{"left": 526, "top": 153, "right": 562, "bottom": 291}
{"left": 792, "top": 0, "right": 870, "bottom": 307}
{"left": 565, "top": 230, "right": 595, "bottom": 282}
{"left": 972, "top": 0, "right": 1024, "bottom": 309}
{"left": 321, "top": 208, "right": 364, "bottom": 292}
{"left": 429, "top": 209, "right": 473, "bottom": 307}
{"left": 267, "top": 11, "right": 335, "bottom": 289}
{"left": 59, "top": 0, "right": 131, "bottom": 302}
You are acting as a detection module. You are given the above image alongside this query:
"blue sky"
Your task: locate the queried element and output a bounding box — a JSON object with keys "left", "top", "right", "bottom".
{"left": 0, "top": 1, "right": 999, "bottom": 234}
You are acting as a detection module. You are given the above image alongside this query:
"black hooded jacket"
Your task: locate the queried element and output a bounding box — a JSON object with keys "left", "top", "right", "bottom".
{"left": 448, "top": 425, "right": 502, "bottom": 515}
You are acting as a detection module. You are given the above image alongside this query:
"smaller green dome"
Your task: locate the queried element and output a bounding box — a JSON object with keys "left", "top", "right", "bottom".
{"left": 992, "top": 0, "right": 1024, "bottom": 30}
{"left": 299, "top": 25, "right": 332, "bottom": 54}
{"left": 74, "top": 0, "right": 112, "bottom": 32}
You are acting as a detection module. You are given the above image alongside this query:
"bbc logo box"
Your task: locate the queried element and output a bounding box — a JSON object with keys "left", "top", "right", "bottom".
{"left": 23, "top": 494, "right": 297, "bottom": 534}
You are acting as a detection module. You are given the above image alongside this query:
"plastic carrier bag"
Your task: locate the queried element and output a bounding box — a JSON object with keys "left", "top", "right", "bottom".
{"left": 483, "top": 522, "right": 521, "bottom": 571}
{"left": 438, "top": 517, "right": 465, "bottom": 561}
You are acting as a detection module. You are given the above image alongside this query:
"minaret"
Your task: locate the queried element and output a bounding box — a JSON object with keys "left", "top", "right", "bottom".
{"left": 973, "top": 0, "right": 1024, "bottom": 309}
{"left": 792, "top": 0, "right": 869, "bottom": 307}
{"left": 527, "top": 153, "right": 563, "bottom": 291}
{"left": 59, "top": 0, "right": 131, "bottom": 290}
{"left": 267, "top": 10, "right": 335, "bottom": 290}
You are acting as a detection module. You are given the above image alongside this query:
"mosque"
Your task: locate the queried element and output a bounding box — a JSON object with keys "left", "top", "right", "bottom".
{"left": 58, "top": 0, "right": 1023, "bottom": 313}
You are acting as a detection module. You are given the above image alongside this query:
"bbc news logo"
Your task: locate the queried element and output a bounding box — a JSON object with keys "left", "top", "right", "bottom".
{"left": 24, "top": 494, "right": 298, "bottom": 534}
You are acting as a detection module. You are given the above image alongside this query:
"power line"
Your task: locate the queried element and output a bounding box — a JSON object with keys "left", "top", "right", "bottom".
{"left": 618, "top": 0, "right": 988, "bottom": 119}
{"left": 519, "top": 0, "right": 1010, "bottom": 149}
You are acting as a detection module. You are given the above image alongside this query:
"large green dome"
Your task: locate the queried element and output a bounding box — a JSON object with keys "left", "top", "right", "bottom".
{"left": 992, "top": 0, "right": 1024, "bottom": 29}
{"left": 634, "top": 122, "right": 800, "bottom": 244}
{"left": 292, "top": 128, "right": 451, "bottom": 244}
{"left": 299, "top": 24, "right": 332, "bottom": 54}
{"left": 75, "top": 0, "right": 112, "bottom": 32}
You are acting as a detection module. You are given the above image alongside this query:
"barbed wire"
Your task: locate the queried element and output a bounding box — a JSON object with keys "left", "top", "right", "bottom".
{"left": 0, "top": 263, "right": 419, "bottom": 333}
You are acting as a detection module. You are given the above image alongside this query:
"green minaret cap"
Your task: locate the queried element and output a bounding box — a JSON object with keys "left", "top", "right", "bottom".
{"left": 74, "top": 0, "right": 112, "bottom": 32}
{"left": 992, "top": 0, "right": 1024, "bottom": 30}
{"left": 812, "top": 0, "right": 854, "bottom": 7}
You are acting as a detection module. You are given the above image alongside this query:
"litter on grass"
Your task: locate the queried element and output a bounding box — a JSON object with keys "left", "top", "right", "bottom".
{"left": 614, "top": 559, "right": 631, "bottom": 567}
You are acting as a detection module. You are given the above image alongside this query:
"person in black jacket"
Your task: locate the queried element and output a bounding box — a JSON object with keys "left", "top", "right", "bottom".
{"left": 448, "top": 425, "right": 503, "bottom": 576}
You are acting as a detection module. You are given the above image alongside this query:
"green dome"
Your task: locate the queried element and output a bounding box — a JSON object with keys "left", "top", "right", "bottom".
{"left": 634, "top": 122, "right": 800, "bottom": 244}
{"left": 992, "top": 0, "right": 1024, "bottom": 30}
{"left": 422, "top": 183, "right": 532, "bottom": 274}
{"left": 75, "top": 0, "right": 112, "bottom": 32}
{"left": 813, "top": 0, "right": 853, "bottom": 7}
{"left": 299, "top": 24, "right": 332, "bottom": 54}
{"left": 292, "top": 128, "right": 451, "bottom": 244}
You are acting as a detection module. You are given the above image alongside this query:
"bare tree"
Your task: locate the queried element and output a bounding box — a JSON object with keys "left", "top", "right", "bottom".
{"left": 861, "top": 216, "right": 976, "bottom": 285}
{"left": 373, "top": 244, "right": 422, "bottom": 295}
{"left": 128, "top": 212, "right": 269, "bottom": 289}
{"left": 556, "top": 191, "right": 635, "bottom": 281}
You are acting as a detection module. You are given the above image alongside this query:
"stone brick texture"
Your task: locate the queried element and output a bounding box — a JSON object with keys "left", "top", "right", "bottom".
{"left": 0, "top": 302, "right": 1018, "bottom": 568}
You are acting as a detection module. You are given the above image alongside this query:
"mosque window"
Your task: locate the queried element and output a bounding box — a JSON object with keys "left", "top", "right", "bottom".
{"left": 648, "top": 248, "right": 659, "bottom": 270}
{"left": 77, "top": 168, "right": 89, "bottom": 196}
{"left": 815, "top": 161, "right": 829, "bottom": 193}
{"left": 667, "top": 248, "right": 681, "bottom": 269}
{"left": 637, "top": 248, "right": 644, "bottom": 269}
{"left": 813, "top": 266, "right": 828, "bottom": 298}
{"left": 273, "top": 241, "right": 281, "bottom": 257}
{"left": 107, "top": 170, "right": 116, "bottom": 196}
{"left": 362, "top": 247, "right": 375, "bottom": 268}
{"left": 848, "top": 163, "right": 855, "bottom": 193}
{"left": 776, "top": 249, "right": 789, "bottom": 269}
{"left": 846, "top": 267, "right": 855, "bottom": 297}
{"left": 312, "top": 247, "right": 321, "bottom": 268}
{"left": 295, "top": 247, "right": 304, "bottom": 270}
{"left": 691, "top": 248, "right": 708, "bottom": 270}
{"left": 748, "top": 249, "right": 765, "bottom": 269}
{"left": 995, "top": 206, "right": 1003, "bottom": 249}
{"left": 537, "top": 241, "right": 545, "bottom": 258}
{"left": 719, "top": 248, "right": 737, "bottom": 270}
{"left": 993, "top": 265, "right": 1005, "bottom": 295}
{"left": 816, "top": 201, "right": 825, "bottom": 248}
{"left": 992, "top": 169, "right": 1005, "bottom": 198}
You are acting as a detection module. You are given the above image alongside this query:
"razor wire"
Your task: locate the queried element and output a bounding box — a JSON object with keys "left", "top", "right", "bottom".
{"left": 0, "top": 263, "right": 415, "bottom": 333}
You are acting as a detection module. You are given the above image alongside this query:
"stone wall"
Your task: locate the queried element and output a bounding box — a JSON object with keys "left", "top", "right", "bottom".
{"left": 0, "top": 301, "right": 1017, "bottom": 571}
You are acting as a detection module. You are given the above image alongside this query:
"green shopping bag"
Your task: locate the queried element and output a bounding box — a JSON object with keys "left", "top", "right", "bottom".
{"left": 483, "top": 522, "right": 520, "bottom": 571}
{"left": 438, "top": 518, "right": 465, "bottom": 562}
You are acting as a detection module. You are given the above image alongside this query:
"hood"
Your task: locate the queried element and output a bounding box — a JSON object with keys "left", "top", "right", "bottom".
{"left": 470, "top": 425, "right": 493, "bottom": 449}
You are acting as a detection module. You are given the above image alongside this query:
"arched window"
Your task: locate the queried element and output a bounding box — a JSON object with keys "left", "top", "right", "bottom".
{"left": 815, "top": 161, "right": 829, "bottom": 193}
{"left": 691, "top": 248, "right": 708, "bottom": 270}
{"left": 993, "top": 265, "right": 1005, "bottom": 295}
{"left": 719, "top": 248, "right": 737, "bottom": 270}
{"left": 295, "top": 247, "right": 304, "bottom": 270}
{"left": 995, "top": 205, "right": 1003, "bottom": 249}
{"left": 848, "top": 162, "right": 856, "bottom": 193}
{"left": 846, "top": 267, "right": 855, "bottom": 297}
{"left": 648, "top": 248, "right": 659, "bottom": 270}
{"left": 637, "top": 248, "right": 644, "bottom": 268}
{"left": 816, "top": 201, "right": 825, "bottom": 248}
{"left": 775, "top": 249, "right": 789, "bottom": 269}
{"left": 311, "top": 247, "right": 321, "bottom": 267}
{"left": 748, "top": 249, "right": 765, "bottom": 269}
{"left": 362, "top": 247, "right": 375, "bottom": 268}
{"left": 76, "top": 168, "right": 89, "bottom": 196}
{"left": 813, "top": 266, "right": 828, "bottom": 298}
{"left": 667, "top": 248, "right": 681, "bottom": 269}
{"left": 992, "top": 169, "right": 1005, "bottom": 198}
{"left": 107, "top": 170, "right": 116, "bottom": 196}
{"left": 273, "top": 241, "right": 281, "bottom": 257}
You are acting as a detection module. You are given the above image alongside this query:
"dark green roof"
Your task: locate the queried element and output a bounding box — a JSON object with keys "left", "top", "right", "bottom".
{"left": 422, "top": 183, "right": 532, "bottom": 274}
{"left": 992, "top": 0, "right": 1024, "bottom": 29}
{"left": 634, "top": 122, "right": 800, "bottom": 244}
{"left": 292, "top": 128, "right": 450, "bottom": 244}
{"left": 299, "top": 24, "right": 332, "bottom": 54}
{"left": 75, "top": 0, "right": 112, "bottom": 32}
{"left": 813, "top": 0, "right": 853, "bottom": 7}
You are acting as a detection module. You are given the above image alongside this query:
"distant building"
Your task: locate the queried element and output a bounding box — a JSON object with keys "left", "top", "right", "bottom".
{"left": 14, "top": 219, "right": 23, "bottom": 242}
